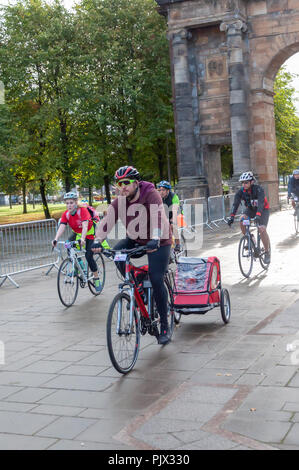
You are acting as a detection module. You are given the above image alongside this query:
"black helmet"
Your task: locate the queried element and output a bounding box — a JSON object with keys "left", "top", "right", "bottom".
{"left": 115, "top": 166, "right": 140, "bottom": 181}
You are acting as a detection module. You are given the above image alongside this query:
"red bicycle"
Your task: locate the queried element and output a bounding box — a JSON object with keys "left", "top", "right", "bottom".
{"left": 102, "top": 246, "right": 174, "bottom": 374}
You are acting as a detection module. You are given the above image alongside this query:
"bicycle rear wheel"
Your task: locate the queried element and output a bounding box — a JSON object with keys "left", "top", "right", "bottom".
{"left": 238, "top": 235, "right": 253, "bottom": 278}
{"left": 106, "top": 292, "right": 140, "bottom": 374}
{"left": 259, "top": 241, "right": 271, "bottom": 270}
{"left": 57, "top": 258, "right": 79, "bottom": 307}
{"left": 164, "top": 274, "right": 175, "bottom": 339}
{"left": 88, "top": 253, "right": 106, "bottom": 296}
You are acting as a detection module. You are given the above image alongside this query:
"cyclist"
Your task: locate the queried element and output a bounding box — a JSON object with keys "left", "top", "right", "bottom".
{"left": 227, "top": 171, "right": 271, "bottom": 264}
{"left": 288, "top": 169, "right": 299, "bottom": 213}
{"left": 52, "top": 191, "right": 102, "bottom": 291}
{"left": 92, "top": 166, "right": 173, "bottom": 345}
{"left": 156, "top": 180, "right": 181, "bottom": 252}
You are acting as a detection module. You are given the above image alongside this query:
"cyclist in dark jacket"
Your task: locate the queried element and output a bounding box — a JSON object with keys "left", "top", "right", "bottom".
{"left": 156, "top": 180, "right": 181, "bottom": 252}
{"left": 288, "top": 169, "right": 299, "bottom": 213}
{"left": 227, "top": 171, "right": 271, "bottom": 264}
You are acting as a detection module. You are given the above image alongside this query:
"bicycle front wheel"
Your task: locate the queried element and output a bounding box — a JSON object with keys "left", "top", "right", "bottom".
{"left": 106, "top": 292, "right": 140, "bottom": 374}
{"left": 88, "top": 253, "right": 106, "bottom": 296}
{"left": 238, "top": 235, "right": 253, "bottom": 278}
{"left": 57, "top": 258, "right": 79, "bottom": 307}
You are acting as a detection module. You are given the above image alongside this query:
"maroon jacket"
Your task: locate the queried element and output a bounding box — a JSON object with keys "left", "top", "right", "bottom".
{"left": 97, "top": 181, "right": 172, "bottom": 246}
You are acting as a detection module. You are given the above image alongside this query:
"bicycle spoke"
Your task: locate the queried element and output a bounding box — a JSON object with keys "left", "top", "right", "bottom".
{"left": 57, "top": 258, "right": 79, "bottom": 307}
{"left": 107, "top": 293, "right": 139, "bottom": 374}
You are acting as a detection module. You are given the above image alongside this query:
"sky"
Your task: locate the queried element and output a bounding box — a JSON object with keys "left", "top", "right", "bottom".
{"left": 0, "top": 0, "right": 299, "bottom": 114}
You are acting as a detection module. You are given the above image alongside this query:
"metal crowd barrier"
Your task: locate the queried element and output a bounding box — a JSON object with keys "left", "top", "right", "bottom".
{"left": 180, "top": 194, "right": 244, "bottom": 232}
{"left": 0, "top": 219, "right": 60, "bottom": 288}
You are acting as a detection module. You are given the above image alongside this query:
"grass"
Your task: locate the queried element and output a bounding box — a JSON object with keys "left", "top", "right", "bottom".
{"left": 0, "top": 202, "right": 108, "bottom": 225}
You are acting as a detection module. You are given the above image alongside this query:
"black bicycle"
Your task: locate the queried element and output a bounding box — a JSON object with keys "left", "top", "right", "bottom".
{"left": 238, "top": 218, "right": 271, "bottom": 278}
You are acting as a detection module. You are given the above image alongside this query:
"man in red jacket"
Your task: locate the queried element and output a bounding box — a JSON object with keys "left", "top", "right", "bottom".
{"left": 93, "top": 166, "right": 173, "bottom": 345}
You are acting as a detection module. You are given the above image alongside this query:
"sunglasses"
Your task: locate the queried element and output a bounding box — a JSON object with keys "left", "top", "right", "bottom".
{"left": 116, "top": 179, "right": 136, "bottom": 187}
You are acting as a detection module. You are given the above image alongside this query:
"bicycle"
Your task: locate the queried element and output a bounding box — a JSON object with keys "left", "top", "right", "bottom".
{"left": 237, "top": 218, "right": 271, "bottom": 278}
{"left": 101, "top": 246, "right": 175, "bottom": 374}
{"left": 290, "top": 193, "right": 299, "bottom": 234}
{"left": 56, "top": 241, "right": 105, "bottom": 307}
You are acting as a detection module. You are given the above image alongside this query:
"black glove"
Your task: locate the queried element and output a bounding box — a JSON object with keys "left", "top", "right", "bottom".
{"left": 255, "top": 215, "right": 261, "bottom": 225}
{"left": 174, "top": 243, "right": 181, "bottom": 253}
{"left": 227, "top": 216, "right": 234, "bottom": 227}
{"left": 146, "top": 239, "right": 160, "bottom": 251}
{"left": 52, "top": 239, "right": 57, "bottom": 248}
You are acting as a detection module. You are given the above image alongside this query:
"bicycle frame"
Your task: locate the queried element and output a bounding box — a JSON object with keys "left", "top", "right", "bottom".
{"left": 242, "top": 218, "right": 261, "bottom": 253}
{"left": 58, "top": 241, "right": 90, "bottom": 283}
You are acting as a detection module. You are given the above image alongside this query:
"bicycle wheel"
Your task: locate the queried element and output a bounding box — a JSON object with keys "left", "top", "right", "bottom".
{"left": 220, "top": 288, "right": 231, "bottom": 324}
{"left": 88, "top": 253, "right": 106, "bottom": 296}
{"left": 106, "top": 292, "right": 140, "bottom": 374}
{"left": 259, "top": 241, "right": 271, "bottom": 270}
{"left": 167, "top": 268, "right": 181, "bottom": 324}
{"left": 164, "top": 275, "right": 175, "bottom": 339}
{"left": 238, "top": 235, "right": 254, "bottom": 278}
{"left": 57, "top": 258, "right": 79, "bottom": 307}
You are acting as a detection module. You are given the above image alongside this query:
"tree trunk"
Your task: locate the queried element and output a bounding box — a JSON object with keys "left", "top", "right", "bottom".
{"left": 40, "top": 179, "right": 51, "bottom": 219}
{"left": 104, "top": 175, "right": 111, "bottom": 205}
{"left": 22, "top": 181, "right": 27, "bottom": 214}
{"left": 9, "top": 194, "right": 12, "bottom": 209}
{"left": 88, "top": 184, "right": 92, "bottom": 205}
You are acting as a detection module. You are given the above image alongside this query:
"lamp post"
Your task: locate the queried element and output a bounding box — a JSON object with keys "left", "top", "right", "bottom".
{"left": 166, "top": 128, "right": 173, "bottom": 183}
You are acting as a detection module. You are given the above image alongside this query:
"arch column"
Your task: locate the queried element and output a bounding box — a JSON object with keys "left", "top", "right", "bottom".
{"left": 250, "top": 84, "right": 279, "bottom": 208}
{"left": 168, "top": 28, "right": 207, "bottom": 199}
{"left": 220, "top": 19, "right": 251, "bottom": 185}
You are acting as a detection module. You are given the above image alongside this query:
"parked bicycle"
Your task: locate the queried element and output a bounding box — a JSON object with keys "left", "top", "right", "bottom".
{"left": 237, "top": 218, "right": 271, "bottom": 278}
{"left": 290, "top": 193, "right": 299, "bottom": 235}
{"left": 56, "top": 241, "right": 105, "bottom": 307}
{"left": 101, "top": 246, "right": 174, "bottom": 374}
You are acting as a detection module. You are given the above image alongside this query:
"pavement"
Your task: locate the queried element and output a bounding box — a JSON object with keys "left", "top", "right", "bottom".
{"left": 0, "top": 207, "right": 299, "bottom": 450}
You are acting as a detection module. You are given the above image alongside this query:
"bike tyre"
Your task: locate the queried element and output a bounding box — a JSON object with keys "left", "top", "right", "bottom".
{"left": 57, "top": 258, "right": 79, "bottom": 307}
{"left": 238, "top": 235, "right": 253, "bottom": 278}
{"left": 259, "top": 241, "right": 271, "bottom": 271}
{"left": 106, "top": 292, "right": 140, "bottom": 374}
{"left": 88, "top": 253, "right": 106, "bottom": 296}
{"left": 220, "top": 288, "right": 231, "bottom": 324}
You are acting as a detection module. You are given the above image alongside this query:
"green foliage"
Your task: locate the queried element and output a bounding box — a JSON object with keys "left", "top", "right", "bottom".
{"left": 274, "top": 67, "right": 299, "bottom": 175}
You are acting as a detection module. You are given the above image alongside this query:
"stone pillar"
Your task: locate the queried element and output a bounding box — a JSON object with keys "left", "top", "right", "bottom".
{"left": 203, "top": 145, "right": 223, "bottom": 197}
{"left": 169, "top": 29, "right": 208, "bottom": 199}
{"left": 220, "top": 19, "right": 251, "bottom": 187}
{"left": 250, "top": 86, "right": 279, "bottom": 209}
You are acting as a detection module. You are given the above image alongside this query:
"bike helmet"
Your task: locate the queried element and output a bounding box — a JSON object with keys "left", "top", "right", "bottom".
{"left": 64, "top": 191, "right": 78, "bottom": 200}
{"left": 157, "top": 180, "right": 172, "bottom": 190}
{"left": 114, "top": 166, "right": 140, "bottom": 181}
{"left": 239, "top": 171, "right": 254, "bottom": 182}
{"left": 293, "top": 169, "right": 299, "bottom": 175}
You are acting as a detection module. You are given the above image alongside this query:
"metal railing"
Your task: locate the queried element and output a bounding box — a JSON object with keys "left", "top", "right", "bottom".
{"left": 0, "top": 219, "right": 60, "bottom": 288}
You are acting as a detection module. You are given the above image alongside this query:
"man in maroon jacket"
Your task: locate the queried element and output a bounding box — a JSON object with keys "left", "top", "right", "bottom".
{"left": 93, "top": 166, "right": 172, "bottom": 345}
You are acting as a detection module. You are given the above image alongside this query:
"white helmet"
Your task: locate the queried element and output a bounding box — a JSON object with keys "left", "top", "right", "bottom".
{"left": 239, "top": 171, "right": 254, "bottom": 182}
{"left": 293, "top": 169, "right": 299, "bottom": 175}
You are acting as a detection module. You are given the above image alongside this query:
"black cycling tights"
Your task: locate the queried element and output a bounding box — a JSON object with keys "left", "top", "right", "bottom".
{"left": 113, "top": 238, "right": 171, "bottom": 329}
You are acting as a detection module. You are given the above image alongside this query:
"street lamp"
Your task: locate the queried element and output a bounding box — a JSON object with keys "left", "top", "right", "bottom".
{"left": 166, "top": 128, "right": 173, "bottom": 183}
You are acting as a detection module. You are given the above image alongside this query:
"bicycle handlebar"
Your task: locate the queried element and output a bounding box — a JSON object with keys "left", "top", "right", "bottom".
{"left": 100, "top": 245, "right": 148, "bottom": 260}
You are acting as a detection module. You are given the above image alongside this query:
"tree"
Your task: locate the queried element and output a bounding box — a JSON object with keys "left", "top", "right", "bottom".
{"left": 274, "top": 67, "right": 299, "bottom": 176}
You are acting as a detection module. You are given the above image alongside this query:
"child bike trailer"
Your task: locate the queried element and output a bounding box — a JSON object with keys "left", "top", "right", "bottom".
{"left": 172, "top": 256, "right": 231, "bottom": 324}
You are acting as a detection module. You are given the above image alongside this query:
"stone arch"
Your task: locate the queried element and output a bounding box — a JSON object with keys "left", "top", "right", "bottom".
{"left": 156, "top": 0, "right": 299, "bottom": 208}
